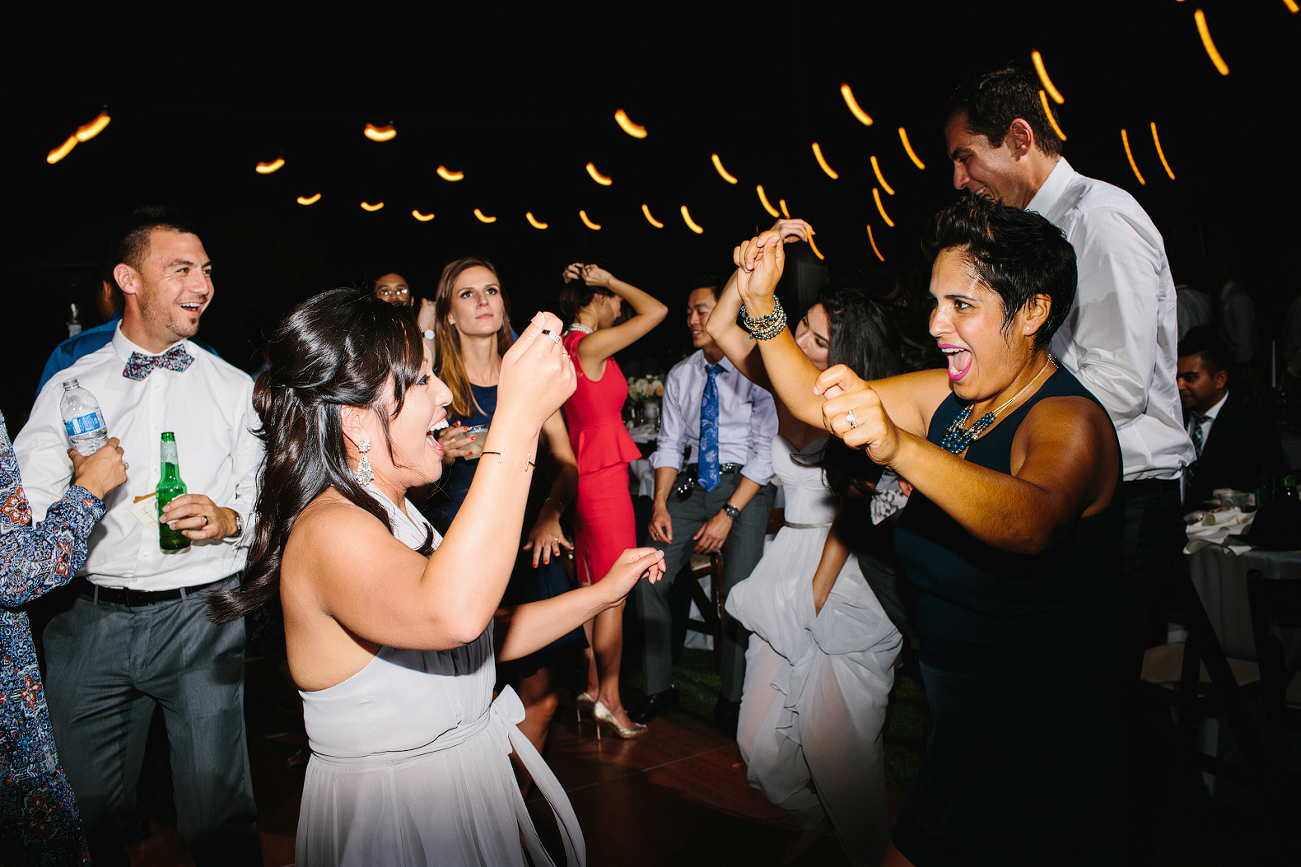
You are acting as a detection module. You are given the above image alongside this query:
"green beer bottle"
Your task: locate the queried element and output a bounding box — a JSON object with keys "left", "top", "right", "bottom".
{"left": 157, "top": 432, "right": 191, "bottom": 551}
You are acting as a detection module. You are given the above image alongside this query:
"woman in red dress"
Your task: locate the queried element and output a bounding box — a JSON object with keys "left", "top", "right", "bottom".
{"left": 560, "top": 263, "right": 667, "bottom": 737}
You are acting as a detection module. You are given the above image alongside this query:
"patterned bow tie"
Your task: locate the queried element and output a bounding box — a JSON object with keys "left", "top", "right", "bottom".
{"left": 123, "top": 345, "right": 194, "bottom": 381}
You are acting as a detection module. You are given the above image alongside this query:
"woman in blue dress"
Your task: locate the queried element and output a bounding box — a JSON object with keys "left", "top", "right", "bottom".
{"left": 429, "top": 257, "right": 586, "bottom": 759}
{"left": 1, "top": 413, "right": 126, "bottom": 866}
{"left": 730, "top": 195, "right": 1126, "bottom": 865}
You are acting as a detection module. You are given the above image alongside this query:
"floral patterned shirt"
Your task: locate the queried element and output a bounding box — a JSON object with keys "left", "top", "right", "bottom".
{"left": 1, "top": 411, "right": 104, "bottom": 865}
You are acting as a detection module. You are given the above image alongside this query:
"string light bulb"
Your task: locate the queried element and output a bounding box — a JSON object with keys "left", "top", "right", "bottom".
{"left": 614, "top": 109, "right": 647, "bottom": 138}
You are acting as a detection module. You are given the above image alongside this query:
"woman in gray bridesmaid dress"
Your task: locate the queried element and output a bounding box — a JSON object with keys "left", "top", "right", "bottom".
{"left": 208, "top": 290, "right": 664, "bottom": 866}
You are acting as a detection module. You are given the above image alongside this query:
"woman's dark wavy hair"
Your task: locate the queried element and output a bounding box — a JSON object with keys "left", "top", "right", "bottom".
{"left": 802, "top": 274, "right": 912, "bottom": 495}
{"left": 920, "top": 192, "right": 1076, "bottom": 350}
{"left": 208, "top": 289, "right": 434, "bottom": 624}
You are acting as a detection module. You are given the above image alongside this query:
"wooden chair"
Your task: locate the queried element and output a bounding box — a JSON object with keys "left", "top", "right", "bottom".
{"left": 1245, "top": 569, "right": 1301, "bottom": 861}
{"left": 1140, "top": 568, "right": 1272, "bottom": 851}
{"left": 683, "top": 506, "right": 785, "bottom": 674}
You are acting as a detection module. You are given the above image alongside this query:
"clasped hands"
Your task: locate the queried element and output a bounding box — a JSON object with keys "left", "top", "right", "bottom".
{"left": 733, "top": 224, "right": 902, "bottom": 467}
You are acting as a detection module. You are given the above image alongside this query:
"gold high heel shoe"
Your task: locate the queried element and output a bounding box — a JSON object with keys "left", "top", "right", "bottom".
{"left": 574, "top": 691, "right": 597, "bottom": 735}
{"left": 592, "top": 700, "right": 648, "bottom": 739}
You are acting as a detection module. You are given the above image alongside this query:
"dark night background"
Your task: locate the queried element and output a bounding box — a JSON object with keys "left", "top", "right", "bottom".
{"left": 8, "top": 3, "right": 1296, "bottom": 429}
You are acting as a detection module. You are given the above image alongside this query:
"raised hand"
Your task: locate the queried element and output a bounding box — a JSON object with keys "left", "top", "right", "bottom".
{"left": 563, "top": 262, "right": 614, "bottom": 288}
{"left": 497, "top": 312, "right": 577, "bottom": 432}
{"left": 769, "top": 217, "right": 815, "bottom": 244}
{"left": 732, "top": 230, "right": 785, "bottom": 314}
{"left": 416, "top": 297, "right": 438, "bottom": 332}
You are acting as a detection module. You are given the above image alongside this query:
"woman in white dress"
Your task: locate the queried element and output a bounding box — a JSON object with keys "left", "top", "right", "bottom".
{"left": 705, "top": 221, "right": 907, "bottom": 866}
{"left": 208, "top": 290, "right": 664, "bottom": 866}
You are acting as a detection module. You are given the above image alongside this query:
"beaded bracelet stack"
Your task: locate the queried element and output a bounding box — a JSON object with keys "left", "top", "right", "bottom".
{"left": 740, "top": 297, "right": 787, "bottom": 340}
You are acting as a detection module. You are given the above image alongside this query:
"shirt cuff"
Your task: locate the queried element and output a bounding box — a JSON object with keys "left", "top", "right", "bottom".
{"left": 649, "top": 452, "right": 684, "bottom": 472}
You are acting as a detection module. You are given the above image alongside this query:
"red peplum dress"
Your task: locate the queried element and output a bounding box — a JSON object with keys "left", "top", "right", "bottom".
{"left": 562, "top": 330, "right": 642, "bottom": 584}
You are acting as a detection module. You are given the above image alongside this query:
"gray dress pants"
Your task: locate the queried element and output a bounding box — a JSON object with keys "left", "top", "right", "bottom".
{"left": 639, "top": 472, "right": 775, "bottom": 701}
{"left": 43, "top": 577, "right": 261, "bottom": 866}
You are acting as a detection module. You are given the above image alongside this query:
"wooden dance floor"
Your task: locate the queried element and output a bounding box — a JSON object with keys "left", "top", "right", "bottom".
{"left": 122, "top": 657, "right": 899, "bottom": 866}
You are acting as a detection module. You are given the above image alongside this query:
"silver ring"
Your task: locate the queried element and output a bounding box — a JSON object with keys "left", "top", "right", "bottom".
{"left": 846, "top": 410, "right": 859, "bottom": 429}
{"left": 122, "top": 461, "right": 129, "bottom": 470}
{"left": 540, "top": 328, "right": 562, "bottom": 345}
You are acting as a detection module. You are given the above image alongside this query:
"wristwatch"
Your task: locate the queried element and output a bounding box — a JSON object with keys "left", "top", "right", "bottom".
{"left": 722, "top": 504, "right": 741, "bottom": 520}
{"left": 232, "top": 512, "right": 244, "bottom": 537}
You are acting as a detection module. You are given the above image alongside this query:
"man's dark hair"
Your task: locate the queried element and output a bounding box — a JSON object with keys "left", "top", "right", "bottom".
{"left": 921, "top": 193, "right": 1076, "bottom": 350}
{"left": 1178, "top": 326, "right": 1231, "bottom": 376}
{"left": 688, "top": 278, "right": 724, "bottom": 301}
{"left": 948, "top": 64, "right": 1064, "bottom": 158}
{"left": 112, "top": 206, "right": 199, "bottom": 273}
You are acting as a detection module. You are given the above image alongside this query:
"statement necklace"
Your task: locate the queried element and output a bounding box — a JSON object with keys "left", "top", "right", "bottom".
{"left": 567, "top": 323, "right": 594, "bottom": 335}
{"left": 939, "top": 356, "right": 1056, "bottom": 455}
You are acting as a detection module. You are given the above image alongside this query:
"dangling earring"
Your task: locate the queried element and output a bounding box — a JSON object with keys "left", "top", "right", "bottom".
{"left": 354, "top": 438, "right": 373, "bottom": 486}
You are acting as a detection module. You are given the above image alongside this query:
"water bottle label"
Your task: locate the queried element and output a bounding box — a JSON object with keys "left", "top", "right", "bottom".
{"left": 64, "top": 411, "right": 105, "bottom": 437}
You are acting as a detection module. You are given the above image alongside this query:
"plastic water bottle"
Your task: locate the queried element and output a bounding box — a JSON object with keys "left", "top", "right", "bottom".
{"left": 59, "top": 379, "right": 109, "bottom": 454}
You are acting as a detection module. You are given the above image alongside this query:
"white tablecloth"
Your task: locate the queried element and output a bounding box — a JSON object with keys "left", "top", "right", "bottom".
{"left": 1187, "top": 544, "right": 1301, "bottom": 667}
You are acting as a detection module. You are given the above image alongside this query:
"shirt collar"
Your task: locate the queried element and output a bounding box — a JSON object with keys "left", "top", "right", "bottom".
{"left": 111, "top": 324, "right": 190, "bottom": 363}
{"left": 1025, "top": 157, "right": 1075, "bottom": 217}
{"left": 692, "top": 349, "right": 735, "bottom": 375}
{"left": 1203, "top": 390, "right": 1229, "bottom": 421}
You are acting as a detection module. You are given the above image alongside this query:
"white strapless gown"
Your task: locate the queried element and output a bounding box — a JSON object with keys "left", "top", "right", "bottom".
{"left": 295, "top": 489, "right": 584, "bottom": 866}
{"left": 725, "top": 437, "right": 901, "bottom": 867}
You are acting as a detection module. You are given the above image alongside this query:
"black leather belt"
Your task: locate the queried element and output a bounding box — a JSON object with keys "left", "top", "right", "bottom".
{"left": 1122, "top": 478, "right": 1180, "bottom": 497}
{"left": 80, "top": 577, "right": 229, "bottom": 607}
{"left": 675, "top": 463, "right": 744, "bottom": 499}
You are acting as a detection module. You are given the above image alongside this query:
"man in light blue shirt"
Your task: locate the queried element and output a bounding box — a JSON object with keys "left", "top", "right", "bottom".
{"left": 632, "top": 284, "right": 778, "bottom": 733}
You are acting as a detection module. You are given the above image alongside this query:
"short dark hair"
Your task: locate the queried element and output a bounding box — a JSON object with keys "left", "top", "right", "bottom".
{"left": 111, "top": 206, "right": 199, "bottom": 273}
{"left": 689, "top": 281, "right": 723, "bottom": 302}
{"left": 1178, "top": 326, "right": 1231, "bottom": 376}
{"left": 921, "top": 193, "right": 1076, "bottom": 350}
{"left": 948, "top": 64, "right": 1063, "bottom": 158}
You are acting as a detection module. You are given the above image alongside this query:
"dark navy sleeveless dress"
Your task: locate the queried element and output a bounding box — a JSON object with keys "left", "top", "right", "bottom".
{"left": 428, "top": 383, "right": 584, "bottom": 679}
{"left": 891, "top": 368, "right": 1125, "bottom": 866}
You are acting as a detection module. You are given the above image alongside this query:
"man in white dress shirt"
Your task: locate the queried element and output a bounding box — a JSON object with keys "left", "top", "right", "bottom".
{"left": 630, "top": 285, "right": 778, "bottom": 732}
{"left": 943, "top": 66, "right": 1195, "bottom": 661}
{"left": 15, "top": 208, "right": 262, "bottom": 865}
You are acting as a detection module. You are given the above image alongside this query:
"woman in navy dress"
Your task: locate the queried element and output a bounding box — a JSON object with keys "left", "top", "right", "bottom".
{"left": 430, "top": 257, "right": 586, "bottom": 759}
{"left": 730, "top": 195, "right": 1126, "bottom": 865}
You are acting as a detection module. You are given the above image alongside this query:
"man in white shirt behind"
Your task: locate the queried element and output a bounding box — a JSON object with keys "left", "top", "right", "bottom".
{"left": 631, "top": 284, "right": 778, "bottom": 734}
{"left": 943, "top": 66, "right": 1194, "bottom": 663}
{"left": 16, "top": 207, "right": 262, "bottom": 866}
